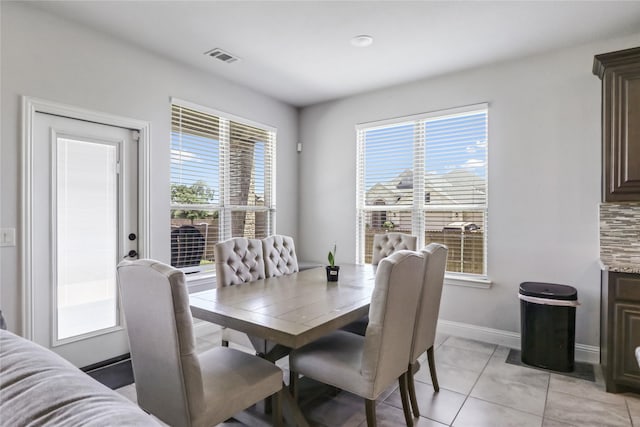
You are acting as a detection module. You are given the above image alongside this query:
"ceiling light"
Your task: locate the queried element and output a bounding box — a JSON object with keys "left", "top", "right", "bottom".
{"left": 350, "top": 35, "right": 373, "bottom": 48}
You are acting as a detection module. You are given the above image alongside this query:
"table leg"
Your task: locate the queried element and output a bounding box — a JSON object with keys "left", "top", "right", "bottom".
{"left": 258, "top": 344, "right": 310, "bottom": 427}
{"left": 280, "top": 381, "right": 310, "bottom": 427}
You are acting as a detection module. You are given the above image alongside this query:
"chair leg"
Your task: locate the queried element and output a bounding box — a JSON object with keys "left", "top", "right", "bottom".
{"left": 365, "top": 399, "right": 377, "bottom": 427}
{"left": 427, "top": 346, "right": 440, "bottom": 392}
{"left": 398, "top": 373, "right": 414, "bottom": 427}
{"left": 265, "top": 395, "right": 272, "bottom": 414}
{"left": 221, "top": 339, "right": 229, "bottom": 347}
{"left": 289, "top": 370, "right": 298, "bottom": 402}
{"left": 271, "top": 389, "right": 283, "bottom": 427}
{"left": 407, "top": 363, "right": 420, "bottom": 417}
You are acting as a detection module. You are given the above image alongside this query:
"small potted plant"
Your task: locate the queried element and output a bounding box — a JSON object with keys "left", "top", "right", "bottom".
{"left": 326, "top": 243, "right": 339, "bottom": 282}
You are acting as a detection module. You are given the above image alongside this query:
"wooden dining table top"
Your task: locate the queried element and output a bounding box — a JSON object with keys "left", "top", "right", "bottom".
{"left": 189, "top": 264, "right": 377, "bottom": 349}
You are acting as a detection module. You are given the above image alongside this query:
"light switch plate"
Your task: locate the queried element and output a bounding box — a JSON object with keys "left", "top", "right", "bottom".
{"left": 0, "top": 228, "right": 16, "bottom": 247}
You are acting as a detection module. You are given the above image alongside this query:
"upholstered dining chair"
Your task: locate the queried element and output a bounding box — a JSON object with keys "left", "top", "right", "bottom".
{"left": 116, "top": 259, "right": 283, "bottom": 427}
{"left": 342, "top": 232, "right": 418, "bottom": 336}
{"left": 214, "top": 237, "right": 266, "bottom": 348}
{"left": 262, "top": 235, "right": 299, "bottom": 278}
{"left": 406, "top": 243, "right": 448, "bottom": 417}
{"left": 371, "top": 232, "right": 417, "bottom": 265}
{"left": 289, "top": 250, "right": 425, "bottom": 427}
{"left": 214, "top": 237, "right": 265, "bottom": 287}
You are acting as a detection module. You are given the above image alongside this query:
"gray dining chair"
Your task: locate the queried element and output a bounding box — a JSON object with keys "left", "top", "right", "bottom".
{"left": 406, "top": 243, "right": 448, "bottom": 417}
{"left": 117, "top": 259, "right": 283, "bottom": 427}
{"left": 342, "top": 232, "right": 418, "bottom": 336}
{"left": 371, "top": 232, "right": 417, "bottom": 265}
{"left": 289, "top": 250, "right": 425, "bottom": 427}
{"left": 262, "top": 235, "right": 299, "bottom": 278}
{"left": 214, "top": 237, "right": 266, "bottom": 348}
{"left": 214, "top": 237, "right": 266, "bottom": 286}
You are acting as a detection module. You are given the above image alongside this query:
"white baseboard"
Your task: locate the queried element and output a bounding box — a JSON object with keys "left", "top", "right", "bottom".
{"left": 437, "top": 319, "right": 600, "bottom": 364}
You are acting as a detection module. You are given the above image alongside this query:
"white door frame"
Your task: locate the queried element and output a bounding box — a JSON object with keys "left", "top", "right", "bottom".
{"left": 21, "top": 96, "right": 151, "bottom": 339}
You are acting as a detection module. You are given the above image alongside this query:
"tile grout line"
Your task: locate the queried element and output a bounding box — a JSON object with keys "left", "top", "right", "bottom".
{"left": 447, "top": 341, "right": 498, "bottom": 426}
{"left": 468, "top": 352, "right": 549, "bottom": 412}
{"left": 455, "top": 348, "right": 549, "bottom": 422}
{"left": 625, "top": 398, "right": 634, "bottom": 427}
{"left": 541, "top": 371, "right": 550, "bottom": 425}
{"left": 465, "top": 346, "right": 551, "bottom": 424}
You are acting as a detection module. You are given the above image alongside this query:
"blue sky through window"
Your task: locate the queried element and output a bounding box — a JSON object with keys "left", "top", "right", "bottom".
{"left": 364, "top": 111, "right": 487, "bottom": 191}
{"left": 170, "top": 131, "right": 220, "bottom": 203}
{"left": 171, "top": 132, "right": 267, "bottom": 204}
{"left": 364, "top": 123, "right": 413, "bottom": 190}
{"left": 425, "top": 112, "right": 487, "bottom": 177}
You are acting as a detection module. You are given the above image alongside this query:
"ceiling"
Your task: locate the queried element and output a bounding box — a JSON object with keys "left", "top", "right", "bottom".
{"left": 30, "top": 1, "right": 640, "bottom": 107}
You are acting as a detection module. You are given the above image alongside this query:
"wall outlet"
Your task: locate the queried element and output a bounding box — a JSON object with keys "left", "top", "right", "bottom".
{"left": 0, "top": 228, "right": 16, "bottom": 247}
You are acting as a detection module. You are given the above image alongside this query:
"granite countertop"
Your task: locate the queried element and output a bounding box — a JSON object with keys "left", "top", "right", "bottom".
{"left": 600, "top": 259, "right": 640, "bottom": 275}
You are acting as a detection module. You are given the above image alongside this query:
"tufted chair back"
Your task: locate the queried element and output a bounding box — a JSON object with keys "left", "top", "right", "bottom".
{"left": 371, "top": 233, "right": 417, "bottom": 265}
{"left": 262, "top": 235, "right": 299, "bottom": 278}
{"left": 214, "top": 238, "right": 266, "bottom": 287}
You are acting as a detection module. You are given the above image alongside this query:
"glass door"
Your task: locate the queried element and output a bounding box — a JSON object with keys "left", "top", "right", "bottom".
{"left": 32, "top": 112, "right": 138, "bottom": 367}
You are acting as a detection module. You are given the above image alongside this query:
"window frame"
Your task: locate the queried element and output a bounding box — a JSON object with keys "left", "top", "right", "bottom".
{"left": 170, "top": 98, "right": 277, "bottom": 277}
{"left": 356, "top": 103, "right": 489, "bottom": 283}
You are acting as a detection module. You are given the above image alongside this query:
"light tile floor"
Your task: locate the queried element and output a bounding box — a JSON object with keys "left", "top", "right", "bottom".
{"left": 117, "top": 321, "right": 640, "bottom": 427}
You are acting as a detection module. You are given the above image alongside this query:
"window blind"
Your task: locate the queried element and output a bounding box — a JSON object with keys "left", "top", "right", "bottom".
{"left": 356, "top": 105, "right": 488, "bottom": 276}
{"left": 170, "top": 101, "right": 276, "bottom": 273}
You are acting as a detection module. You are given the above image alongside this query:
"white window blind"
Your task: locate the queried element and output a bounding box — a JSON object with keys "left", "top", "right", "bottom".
{"left": 170, "top": 101, "right": 276, "bottom": 274}
{"left": 356, "top": 104, "right": 488, "bottom": 277}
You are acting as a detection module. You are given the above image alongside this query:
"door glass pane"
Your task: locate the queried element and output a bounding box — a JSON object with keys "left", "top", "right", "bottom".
{"left": 56, "top": 138, "right": 118, "bottom": 340}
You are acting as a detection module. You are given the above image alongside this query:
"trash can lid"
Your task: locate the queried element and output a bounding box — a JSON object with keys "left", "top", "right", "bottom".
{"left": 519, "top": 282, "right": 577, "bottom": 301}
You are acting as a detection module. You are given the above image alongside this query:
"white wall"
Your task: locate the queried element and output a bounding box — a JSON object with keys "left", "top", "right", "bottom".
{"left": 0, "top": 2, "right": 298, "bottom": 333}
{"left": 298, "top": 32, "right": 640, "bottom": 348}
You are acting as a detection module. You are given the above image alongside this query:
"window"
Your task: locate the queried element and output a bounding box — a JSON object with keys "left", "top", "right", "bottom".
{"left": 356, "top": 104, "right": 488, "bottom": 277}
{"left": 170, "top": 99, "right": 276, "bottom": 274}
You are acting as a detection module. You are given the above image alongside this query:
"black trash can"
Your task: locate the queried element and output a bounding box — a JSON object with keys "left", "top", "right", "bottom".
{"left": 519, "top": 282, "right": 578, "bottom": 372}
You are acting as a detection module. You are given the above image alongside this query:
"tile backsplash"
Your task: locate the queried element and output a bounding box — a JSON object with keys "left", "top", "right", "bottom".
{"left": 600, "top": 202, "right": 640, "bottom": 271}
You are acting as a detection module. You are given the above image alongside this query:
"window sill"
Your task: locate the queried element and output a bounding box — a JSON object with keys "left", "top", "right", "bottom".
{"left": 444, "top": 273, "right": 492, "bottom": 289}
{"left": 185, "top": 271, "right": 216, "bottom": 293}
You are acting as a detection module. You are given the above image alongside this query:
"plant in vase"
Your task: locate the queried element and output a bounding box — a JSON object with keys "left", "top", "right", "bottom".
{"left": 326, "top": 244, "right": 340, "bottom": 282}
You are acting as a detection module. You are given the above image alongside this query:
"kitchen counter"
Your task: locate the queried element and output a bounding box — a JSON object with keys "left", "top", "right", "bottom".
{"left": 601, "top": 261, "right": 640, "bottom": 275}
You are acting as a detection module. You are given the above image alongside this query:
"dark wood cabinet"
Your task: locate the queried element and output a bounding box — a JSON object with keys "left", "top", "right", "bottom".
{"left": 602, "top": 271, "right": 640, "bottom": 392}
{"left": 593, "top": 47, "right": 640, "bottom": 202}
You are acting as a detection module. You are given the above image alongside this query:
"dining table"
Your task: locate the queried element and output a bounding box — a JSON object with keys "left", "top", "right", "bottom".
{"left": 189, "top": 264, "right": 377, "bottom": 426}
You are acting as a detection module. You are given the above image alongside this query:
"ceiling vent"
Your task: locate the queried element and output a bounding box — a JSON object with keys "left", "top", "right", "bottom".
{"left": 204, "top": 48, "right": 239, "bottom": 64}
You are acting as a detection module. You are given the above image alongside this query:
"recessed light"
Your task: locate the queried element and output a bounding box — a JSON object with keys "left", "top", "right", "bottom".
{"left": 351, "top": 35, "right": 373, "bottom": 48}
